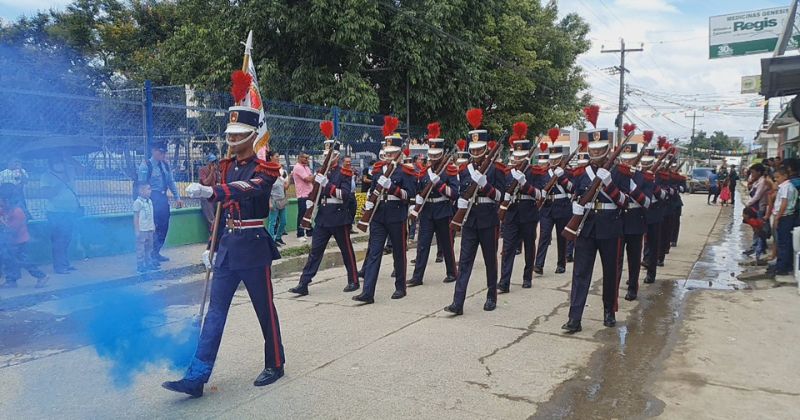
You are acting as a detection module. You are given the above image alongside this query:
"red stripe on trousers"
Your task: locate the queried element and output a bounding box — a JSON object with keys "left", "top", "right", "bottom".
{"left": 343, "top": 226, "right": 358, "bottom": 285}
{"left": 265, "top": 266, "right": 282, "bottom": 368}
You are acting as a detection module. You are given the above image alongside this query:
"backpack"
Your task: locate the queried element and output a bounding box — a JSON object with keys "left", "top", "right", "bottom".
{"left": 133, "top": 160, "right": 153, "bottom": 199}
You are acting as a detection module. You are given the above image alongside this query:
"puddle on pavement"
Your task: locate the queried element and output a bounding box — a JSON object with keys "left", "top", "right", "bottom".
{"left": 534, "top": 197, "right": 749, "bottom": 419}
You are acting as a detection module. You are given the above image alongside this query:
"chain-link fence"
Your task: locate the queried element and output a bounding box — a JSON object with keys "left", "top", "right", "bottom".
{"left": 0, "top": 83, "right": 423, "bottom": 220}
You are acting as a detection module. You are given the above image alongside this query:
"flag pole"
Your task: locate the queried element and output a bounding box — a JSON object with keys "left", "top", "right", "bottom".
{"left": 196, "top": 30, "right": 253, "bottom": 329}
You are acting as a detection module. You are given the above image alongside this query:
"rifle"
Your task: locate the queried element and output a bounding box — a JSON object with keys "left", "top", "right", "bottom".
{"left": 300, "top": 142, "right": 339, "bottom": 229}
{"left": 450, "top": 141, "right": 504, "bottom": 231}
{"left": 356, "top": 143, "right": 407, "bottom": 232}
{"left": 408, "top": 150, "right": 455, "bottom": 224}
{"left": 534, "top": 145, "right": 584, "bottom": 211}
{"left": 497, "top": 137, "right": 545, "bottom": 222}
{"left": 561, "top": 132, "right": 636, "bottom": 241}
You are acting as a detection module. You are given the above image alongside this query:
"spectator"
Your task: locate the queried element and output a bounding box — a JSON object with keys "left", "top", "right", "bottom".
{"left": 138, "top": 142, "right": 183, "bottom": 262}
{"left": 343, "top": 156, "right": 357, "bottom": 232}
{"left": 198, "top": 154, "right": 220, "bottom": 232}
{"left": 0, "top": 183, "right": 47, "bottom": 288}
{"left": 0, "top": 158, "right": 30, "bottom": 216}
{"left": 728, "top": 165, "right": 740, "bottom": 203}
{"left": 267, "top": 151, "right": 289, "bottom": 246}
{"left": 133, "top": 183, "right": 158, "bottom": 273}
{"left": 768, "top": 167, "right": 796, "bottom": 276}
{"left": 361, "top": 159, "right": 375, "bottom": 193}
{"left": 292, "top": 153, "right": 314, "bottom": 241}
{"left": 707, "top": 168, "right": 719, "bottom": 205}
{"left": 40, "top": 154, "right": 82, "bottom": 274}
{"left": 744, "top": 163, "right": 772, "bottom": 262}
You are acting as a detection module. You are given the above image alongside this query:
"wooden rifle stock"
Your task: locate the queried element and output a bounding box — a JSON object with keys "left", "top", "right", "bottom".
{"left": 449, "top": 142, "right": 503, "bottom": 231}
{"left": 535, "top": 146, "right": 583, "bottom": 211}
{"left": 300, "top": 145, "right": 338, "bottom": 229}
{"left": 356, "top": 147, "right": 405, "bottom": 232}
{"left": 408, "top": 152, "right": 455, "bottom": 224}
{"left": 561, "top": 134, "right": 636, "bottom": 241}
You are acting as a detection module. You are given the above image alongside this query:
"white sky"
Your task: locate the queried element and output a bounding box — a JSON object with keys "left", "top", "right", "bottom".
{"left": 559, "top": 0, "right": 796, "bottom": 145}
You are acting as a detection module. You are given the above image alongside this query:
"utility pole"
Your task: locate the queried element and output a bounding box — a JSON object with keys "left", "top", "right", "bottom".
{"left": 685, "top": 110, "right": 704, "bottom": 166}
{"left": 602, "top": 39, "right": 643, "bottom": 146}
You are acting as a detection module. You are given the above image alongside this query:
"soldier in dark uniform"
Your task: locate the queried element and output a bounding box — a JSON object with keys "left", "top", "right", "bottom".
{"left": 288, "top": 123, "right": 359, "bottom": 296}
{"left": 163, "top": 105, "right": 284, "bottom": 397}
{"left": 616, "top": 142, "right": 652, "bottom": 301}
{"left": 498, "top": 123, "right": 544, "bottom": 293}
{"left": 640, "top": 144, "right": 665, "bottom": 285}
{"left": 670, "top": 164, "right": 686, "bottom": 247}
{"left": 562, "top": 127, "right": 630, "bottom": 333}
{"left": 407, "top": 124, "right": 459, "bottom": 287}
{"left": 535, "top": 138, "right": 574, "bottom": 275}
{"left": 444, "top": 108, "right": 506, "bottom": 315}
{"left": 657, "top": 161, "right": 676, "bottom": 267}
{"left": 353, "top": 126, "right": 417, "bottom": 304}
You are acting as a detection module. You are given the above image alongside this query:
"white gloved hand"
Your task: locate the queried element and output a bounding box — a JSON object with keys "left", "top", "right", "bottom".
{"left": 554, "top": 167, "right": 565, "bottom": 177}
{"left": 503, "top": 192, "right": 512, "bottom": 202}
{"left": 597, "top": 168, "right": 612, "bottom": 186}
{"left": 511, "top": 168, "right": 526, "bottom": 185}
{"left": 457, "top": 198, "right": 469, "bottom": 209}
{"left": 415, "top": 194, "right": 424, "bottom": 205}
{"left": 186, "top": 183, "right": 213, "bottom": 199}
{"left": 467, "top": 165, "right": 487, "bottom": 187}
{"left": 572, "top": 201, "right": 585, "bottom": 216}
{"left": 314, "top": 173, "right": 328, "bottom": 187}
{"left": 377, "top": 175, "right": 392, "bottom": 190}
{"left": 427, "top": 168, "right": 440, "bottom": 184}
{"left": 305, "top": 200, "right": 314, "bottom": 209}
{"left": 201, "top": 250, "right": 214, "bottom": 269}
{"left": 629, "top": 179, "right": 638, "bottom": 191}
{"left": 364, "top": 201, "right": 375, "bottom": 211}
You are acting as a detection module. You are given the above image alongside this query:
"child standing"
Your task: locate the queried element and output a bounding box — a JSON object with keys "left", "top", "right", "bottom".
{"left": 0, "top": 183, "right": 47, "bottom": 288}
{"left": 769, "top": 167, "right": 796, "bottom": 276}
{"left": 133, "top": 183, "right": 158, "bottom": 273}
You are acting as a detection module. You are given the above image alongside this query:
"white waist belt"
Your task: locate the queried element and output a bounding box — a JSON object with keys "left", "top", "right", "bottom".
{"left": 627, "top": 201, "right": 641, "bottom": 209}
{"left": 324, "top": 198, "right": 343, "bottom": 204}
{"left": 518, "top": 194, "right": 535, "bottom": 200}
{"left": 385, "top": 195, "right": 403, "bottom": 201}
{"left": 548, "top": 193, "right": 568, "bottom": 200}
{"left": 476, "top": 197, "right": 495, "bottom": 204}
{"left": 592, "top": 203, "right": 618, "bottom": 210}
{"left": 427, "top": 197, "right": 448, "bottom": 203}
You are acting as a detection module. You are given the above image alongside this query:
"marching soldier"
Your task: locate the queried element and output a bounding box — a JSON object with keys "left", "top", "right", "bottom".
{"left": 499, "top": 123, "right": 544, "bottom": 293}
{"left": 535, "top": 135, "right": 573, "bottom": 275}
{"left": 562, "top": 123, "right": 630, "bottom": 334}
{"left": 353, "top": 121, "right": 417, "bottom": 304}
{"left": 670, "top": 163, "right": 686, "bottom": 247}
{"left": 656, "top": 150, "right": 675, "bottom": 267}
{"left": 616, "top": 142, "right": 652, "bottom": 301}
{"left": 641, "top": 143, "right": 665, "bottom": 284}
{"left": 444, "top": 109, "right": 506, "bottom": 315}
{"left": 407, "top": 123, "right": 459, "bottom": 287}
{"left": 288, "top": 122, "right": 359, "bottom": 296}
{"left": 163, "top": 104, "right": 285, "bottom": 397}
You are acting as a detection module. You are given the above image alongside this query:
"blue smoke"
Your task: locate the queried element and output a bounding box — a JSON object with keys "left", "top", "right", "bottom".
{"left": 77, "top": 288, "right": 199, "bottom": 388}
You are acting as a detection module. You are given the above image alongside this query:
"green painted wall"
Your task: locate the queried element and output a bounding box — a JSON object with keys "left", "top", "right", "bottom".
{"left": 26, "top": 200, "right": 301, "bottom": 265}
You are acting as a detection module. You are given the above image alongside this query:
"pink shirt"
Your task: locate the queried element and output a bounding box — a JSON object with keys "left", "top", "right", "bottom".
{"left": 292, "top": 162, "right": 313, "bottom": 198}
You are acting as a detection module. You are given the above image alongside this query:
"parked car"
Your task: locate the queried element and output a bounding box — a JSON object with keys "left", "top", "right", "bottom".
{"left": 687, "top": 167, "right": 714, "bottom": 194}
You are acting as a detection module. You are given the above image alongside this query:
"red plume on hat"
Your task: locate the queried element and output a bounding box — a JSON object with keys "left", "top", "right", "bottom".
{"left": 548, "top": 127, "right": 560, "bottom": 142}
{"left": 513, "top": 122, "right": 528, "bottom": 140}
{"left": 623, "top": 123, "right": 636, "bottom": 136}
{"left": 427, "top": 122, "right": 441, "bottom": 139}
{"left": 657, "top": 136, "right": 667, "bottom": 150}
{"left": 319, "top": 120, "right": 334, "bottom": 140}
{"left": 643, "top": 130, "right": 654, "bottom": 143}
{"left": 456, "top": 139, "right": 467, "bottom": 151}
{"left": 383, "top": 116, "right": 400, "bottom": 137}
{"left": 488, "top": 140, "right": 497, "bottom": 150}
{"left": 539, "top": 142, "right": 549, "bottom": 152}
{"left": 578, "top": 139, "right": 589, "bottom": 151}
{"left": 583, "top": 105, "right": 599, "bottom": 128}
{"left": 230, "top": 70, "right": 253, "bottom": 104}
{"left": 466, "top": 108, "right": 483, "bottom": 129}
{"left": 403, "top": 147, "right": 410, "bottom": 157}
